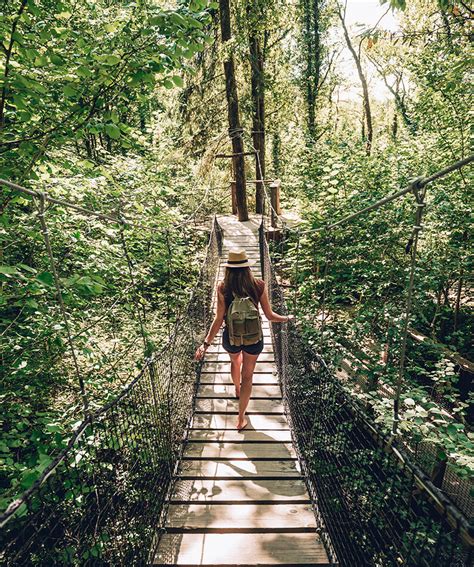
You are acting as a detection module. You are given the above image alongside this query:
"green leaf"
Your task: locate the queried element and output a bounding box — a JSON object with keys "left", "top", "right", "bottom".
{"left": 50, "top": 54, "right": 64, "bottom": 65}
{"left": 37, "top": 272, "right": 54, "bottom": 286}
{"left": 21, "top": 470, "right": 38, "bottom": 489}
{"left": 0, "top": 265, "right": 17, "bottom": 275}
{"left": 447, "top": 424, "right": 459, "bottom": 440}
{"left": 105, "top": 22, "right": 120, "bottom": 33}
{"left": 63, "top": 84, "right": 77, "bottom": 97}
{"left": 104, "top": 55, "right": 121, "bottom": 66}
{"left": 76, "top": 66, "right": 92, "bottom": 78}
{"left": 105, "top": 124, "right": 121, "bottom": 140}
{"left": 172, "top": 75, "right": 184, "bottom": 87}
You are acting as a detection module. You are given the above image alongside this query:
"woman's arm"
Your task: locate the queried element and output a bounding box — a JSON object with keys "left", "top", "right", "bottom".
{"left": 194, "top": 286, "right": 226, "bottom": 360}
{"left": 259, "top": 285, "right": 291, "bottom": 323}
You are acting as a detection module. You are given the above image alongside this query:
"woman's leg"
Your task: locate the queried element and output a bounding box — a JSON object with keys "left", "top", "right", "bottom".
{"left": 229, "top": 352, "right": 243, "bottom": 397}
{"left": 237, "top": 351, "right": 259, "bottom": 429}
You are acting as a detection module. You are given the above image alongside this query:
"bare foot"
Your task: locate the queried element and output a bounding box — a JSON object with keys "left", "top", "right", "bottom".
{"left": 236, "top": 418, "right": 248, "bottom": 431}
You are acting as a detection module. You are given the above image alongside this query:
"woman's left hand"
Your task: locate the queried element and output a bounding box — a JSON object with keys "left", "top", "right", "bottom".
{"left": 194, "top": 344, "right": 208, "bottom": 361}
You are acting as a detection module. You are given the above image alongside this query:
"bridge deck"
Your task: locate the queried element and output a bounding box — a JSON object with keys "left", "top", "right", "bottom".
{"left": 154, "top": 215, "right": 331, "bottom": 566}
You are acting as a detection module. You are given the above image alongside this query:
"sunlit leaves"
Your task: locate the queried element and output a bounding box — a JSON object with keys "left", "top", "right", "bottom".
{"left": 0, "top": 0, "right": 215, "bottom": 178}
{"left": 105, "top": 124, "right": 121, "bottom": 140}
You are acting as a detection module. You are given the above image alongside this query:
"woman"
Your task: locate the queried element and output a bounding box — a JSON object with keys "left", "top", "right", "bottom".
{"left": 194, "top": 249, "right": 290, "bottom": 430}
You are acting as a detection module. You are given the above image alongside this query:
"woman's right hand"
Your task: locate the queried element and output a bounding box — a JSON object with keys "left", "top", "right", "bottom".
{"left": 194, "top": 344, "right": 207, "bottom": 361}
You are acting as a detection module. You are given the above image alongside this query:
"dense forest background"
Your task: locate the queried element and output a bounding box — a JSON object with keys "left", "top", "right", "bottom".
{"left": 1, "top": 0, "right": 472, "bottom": 519}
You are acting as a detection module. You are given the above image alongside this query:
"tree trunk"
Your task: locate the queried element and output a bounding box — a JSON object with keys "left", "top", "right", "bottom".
{"left": 0, "top": 0, "right": 28, "bottom": 131}
{"left": 303, "top": 0, "right": 314, "bottom": 138}
{"left": 454, "top": 230, "right": 467, "bottom": 333}
{"left": 302, "top": 0, "right": 322, "bottom": 141}
{"left": 392, "top": 107, "right": 398, "bottom": 140}
{"left": 272, "top": 131, "right": 281, "bottom": 177}
{"left": 338, "top": 6, "right": 373, "bottom": 155}
{"left": 248, "top": 20, "right": 266, "bottom": 214}
{"left": 219, "top": 0, "right": 248, "bottom": 221}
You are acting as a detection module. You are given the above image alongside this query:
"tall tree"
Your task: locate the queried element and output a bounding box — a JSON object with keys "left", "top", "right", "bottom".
{"left": 337, "top": 3, "right": 373, "bottom": 155}
{"left": 301, "top": 0, "right": 324, "bottom": 141}
{"left": 219, "top": 0, "right": 249, "bottom": 221}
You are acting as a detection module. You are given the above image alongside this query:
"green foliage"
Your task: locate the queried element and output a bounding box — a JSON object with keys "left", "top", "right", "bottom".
{"left": 0, "top": 0, "right": 214, "bottom": 179}
{"left": 0, "top": 0, "right": 216, "bottom": 516}
{"left": 1, "top": 0, "right": 472, "bottom": 558}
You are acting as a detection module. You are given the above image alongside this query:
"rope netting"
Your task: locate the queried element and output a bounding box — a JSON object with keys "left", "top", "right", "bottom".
{"left": 260, "top": 222, "right": 472, "bottom": 567}
{"left": 0, "top": 218, "right": 222, "bottom": 565}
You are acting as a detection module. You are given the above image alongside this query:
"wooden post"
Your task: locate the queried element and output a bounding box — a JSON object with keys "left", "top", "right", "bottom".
{"left": 270, "top": 179, "right": 281, "bottom": 227}
{"left": 230, "top": 159, "right": 237, "bottom": 215}
{"left": 275, "top": 179, "right": 281, "bottom": 214}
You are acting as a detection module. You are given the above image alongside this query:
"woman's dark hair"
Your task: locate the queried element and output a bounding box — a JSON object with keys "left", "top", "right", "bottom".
{"left": 222, "top": 267, "right": 260, "bottom": 307}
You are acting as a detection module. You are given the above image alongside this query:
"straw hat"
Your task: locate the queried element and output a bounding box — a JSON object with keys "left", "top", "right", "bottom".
{"left": 221, "top": 248, "right": 256, "bottom": 268}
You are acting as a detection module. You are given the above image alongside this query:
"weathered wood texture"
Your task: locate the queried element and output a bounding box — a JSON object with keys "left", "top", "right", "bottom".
{"left": 154, "top": 216, "right": 330, "bottom": 565}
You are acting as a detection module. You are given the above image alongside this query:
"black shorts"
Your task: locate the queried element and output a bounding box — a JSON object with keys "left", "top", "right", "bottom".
{"left": 222, "top": 327, "right": 264, "bottom": 355}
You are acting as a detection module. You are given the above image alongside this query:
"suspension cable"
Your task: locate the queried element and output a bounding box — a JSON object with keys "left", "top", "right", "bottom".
{"left": 293, "top": 229, "right": 301, "bottom": 313}
{"left": 118, "top": 217, "right": 149, "bottom": 353}
{"left": 1, "top": 177, "right": 212, "bottom": 232}
{"left": 1, "top": 178, "right": 121, "bottom": 223}
{"left": 297, "top": 153, "right": 473, "bottom": 235}
{"left": 319, "top": 232, "right": 332, "bottom": 350}
{"left": 392, "top": 182, "right": 427, "bottom": 435}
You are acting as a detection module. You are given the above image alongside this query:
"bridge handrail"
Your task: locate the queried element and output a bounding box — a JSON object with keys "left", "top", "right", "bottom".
{"left": 260, "top": 223, "right": 473, "bottom": 566}
{"left": 0, "top": 216, "right": 222, "bottom": 565}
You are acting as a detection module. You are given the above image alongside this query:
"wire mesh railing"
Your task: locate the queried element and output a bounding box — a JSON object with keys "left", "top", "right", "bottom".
{"left": 260, "top": 222, "right": 473, "bottom": 567}
{"left": 0, "top": 217, "right": 222, "bottom": 566}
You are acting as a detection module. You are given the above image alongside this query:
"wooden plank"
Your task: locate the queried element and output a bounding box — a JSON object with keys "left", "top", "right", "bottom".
{"left": 201, "top": 361, "right": 276, "bottom": 374}
{"left": 222, "top": 242, "right": 260, "bottom": 249}
{"left": 222, "top": 248, "right": 260, "bottom": 252}
{"left": 221, "top": 235, "right": 260, "bottom": 239}
{"left": 220, "top": 250, "right": 259, "bottom": 254}
{"left": 188, "top": 429, "right": 291, "bottom": 442}
{"left": 154, "top": 532, "right": 329, "bottom": 565}
{"left": 197, "top": 384, "right": 281, "bottom": 398}
{"left": 171, "top": 479, "right": 309, "bottom": 502}
{"left": 195, "top": 398, "right": 284, "bottom": 414}
{"left": 183, "top": 442, "right": 296, "bottom": 460}
{"left": 191, "top": 413, "right": 289, "bottom": 430}
{"left": 166, "top": 502, "right": 316, "bottom": 530}
{"left": 199, "top": 374, "right": 279, "bottom": 385}
{"left": 178, "top": 459, "right": 301, "bottom": 479}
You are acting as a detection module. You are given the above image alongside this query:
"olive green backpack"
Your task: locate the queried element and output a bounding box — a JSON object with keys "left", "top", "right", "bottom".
{"left": 226, "top": 294, "right": 263, "bottom": 346}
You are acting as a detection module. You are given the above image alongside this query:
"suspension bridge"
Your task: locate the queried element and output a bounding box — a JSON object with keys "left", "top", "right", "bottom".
{"left": 0, "top": 154, "right": 473, "bottom": 566}
{"left": 155, "top": 215, "right": 330, "bottom": 565}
